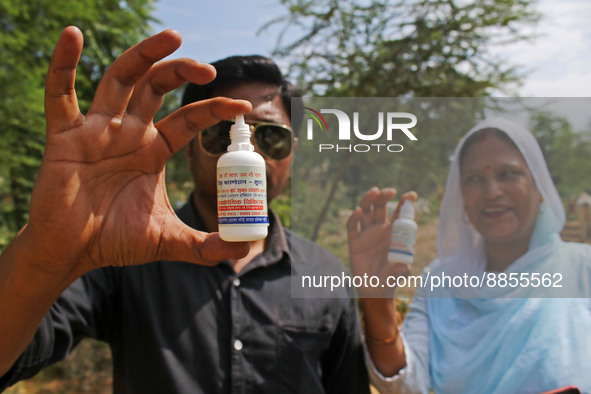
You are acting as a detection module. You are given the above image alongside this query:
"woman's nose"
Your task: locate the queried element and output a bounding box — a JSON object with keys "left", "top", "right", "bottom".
{"left": 483, "top": 178, "right": 503, "bottom": 199}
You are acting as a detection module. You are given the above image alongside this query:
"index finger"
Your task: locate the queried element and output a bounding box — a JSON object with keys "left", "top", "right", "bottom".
{"left": 155, "top": 97, "right": 252, "bottom": 156}
{"left": 89, "top": 29, "right": 183, "bottom": 118}
{"left": 347, "top": 207, "right": 363, "bottom": 239}
{"left": 358, "top": 187, "right": 380, "bottom": 229}
{"left": 372, "top": 188, "right": 397, "bottom": 223}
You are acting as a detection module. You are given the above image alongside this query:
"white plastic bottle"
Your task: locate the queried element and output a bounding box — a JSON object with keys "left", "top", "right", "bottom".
{"left": 387, "top": 200, "right": 417, "bottom": 264}
{"left": 217, "top": 115, "right": 268, "bottom": 241}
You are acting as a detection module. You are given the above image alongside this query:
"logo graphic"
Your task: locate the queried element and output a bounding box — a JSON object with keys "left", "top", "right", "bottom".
{"left": 304, "top": 107, "right": 328, "bottom": 139}
{"left": 304, "top": 106, "right": 418, "bottom": 153}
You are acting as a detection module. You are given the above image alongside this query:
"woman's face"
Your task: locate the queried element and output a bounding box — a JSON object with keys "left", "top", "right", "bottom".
{"left": 460, "top": 133, "right": 542, "bottom": 248}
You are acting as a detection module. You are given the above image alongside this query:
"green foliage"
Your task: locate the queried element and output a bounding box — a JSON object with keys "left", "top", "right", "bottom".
{"left": 263, "top": 0, "right": 539, "bottom": 96}
{"left": 0, "top": 0, "right": 157, "bottom": 250}
{"left": 530, "top": 111, "right": 591, "bottom": 199}
{"left": 270, "top": 190, "right": 292, "bottom": 229}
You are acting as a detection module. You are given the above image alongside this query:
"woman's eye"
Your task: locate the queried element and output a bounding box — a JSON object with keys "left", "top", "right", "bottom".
{"left": 463, "top": 175, "right": 481, "bottom": 184}
{"left": 500, "top": 170, "right": 520, "bottom": 179}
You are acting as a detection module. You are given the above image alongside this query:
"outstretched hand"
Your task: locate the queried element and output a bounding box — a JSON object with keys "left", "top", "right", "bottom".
{"left": 20, "top": 26, "right": 251, "bottom": 279}
{"left": 347, "top": 187, "right": 417, "bottom": 297}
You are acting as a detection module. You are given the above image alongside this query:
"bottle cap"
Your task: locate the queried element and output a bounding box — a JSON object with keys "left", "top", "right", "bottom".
{"left": 399, "top": 200, "right": 414, "bottom": 220}
{"left": 228, "top": 115, "right": 253, "bottom": 151}
{"left": 231, "top": 115, "right": 250, "bottom": 135}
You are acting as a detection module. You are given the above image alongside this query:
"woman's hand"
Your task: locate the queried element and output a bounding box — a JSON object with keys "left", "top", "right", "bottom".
{"left": 347, "top": 187, "right": 417, "bottom": 377}
{"left": 347, "top": 187, "right": 417, "bottom": 297}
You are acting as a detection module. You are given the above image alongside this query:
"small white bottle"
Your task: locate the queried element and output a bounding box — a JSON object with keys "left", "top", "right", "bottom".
{"left": 217, "top": 115, "right": 268, "bottom": 241}
{"left": 387, "top": 200, "right": 417, "bottom": 264}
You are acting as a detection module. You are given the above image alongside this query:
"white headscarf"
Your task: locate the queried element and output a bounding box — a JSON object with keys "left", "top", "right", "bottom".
{"left": 436, "top": 116, "right": 565, "bottom": 276}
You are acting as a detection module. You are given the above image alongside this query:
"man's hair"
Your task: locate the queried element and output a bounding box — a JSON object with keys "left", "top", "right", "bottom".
{"left": 181, "top": 55, "right": 303, "bottom": 136}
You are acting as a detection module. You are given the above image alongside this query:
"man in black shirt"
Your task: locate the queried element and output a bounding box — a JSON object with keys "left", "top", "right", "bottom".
{"left": 0, "top": 28, "right": 369, "bottom": 393}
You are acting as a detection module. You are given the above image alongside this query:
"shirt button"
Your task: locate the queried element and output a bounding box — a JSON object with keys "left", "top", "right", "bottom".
{"left": 232, "top": 277, "right": 241, "bottom": 287}
{"left": 233, "top": 339, "right": 243, "bottom": 351}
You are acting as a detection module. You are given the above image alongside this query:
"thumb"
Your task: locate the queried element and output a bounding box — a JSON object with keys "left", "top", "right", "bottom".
{"left": 158, "top": 218, "right": 249, "bottom": 265}
{"left": 198, "top": 232, "right": 250, "bottom": 263}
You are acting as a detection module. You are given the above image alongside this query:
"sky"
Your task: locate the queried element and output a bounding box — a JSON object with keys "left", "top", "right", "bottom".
{"left": 151, "top": 0, "right": 591, "bottom": 97}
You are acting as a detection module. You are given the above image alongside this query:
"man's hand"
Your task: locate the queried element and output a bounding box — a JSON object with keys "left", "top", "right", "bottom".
{"left": 22, "top": 26, "right": 251, "bottom": 279}
{"left": 0, "top": 26, "right": 254, "bottom": 378}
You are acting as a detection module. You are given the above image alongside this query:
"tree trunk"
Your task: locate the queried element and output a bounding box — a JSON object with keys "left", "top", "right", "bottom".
{"left": 310, "top": 151, "right": 353, "bottom": 241}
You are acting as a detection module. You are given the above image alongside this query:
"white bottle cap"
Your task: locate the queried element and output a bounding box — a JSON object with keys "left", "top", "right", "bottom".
{"left": 231, "top": 115, "right": 250, "bottom": 135}
{"left": 399, "top": 200, "right": 414, "bottom": 220}
{"left": 228, "top": 115, "right": 253, "bottom": 151}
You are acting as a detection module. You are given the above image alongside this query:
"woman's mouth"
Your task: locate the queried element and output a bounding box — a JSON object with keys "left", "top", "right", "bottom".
{"left": 482, "top": 206, "right": 512, "bottom": 218}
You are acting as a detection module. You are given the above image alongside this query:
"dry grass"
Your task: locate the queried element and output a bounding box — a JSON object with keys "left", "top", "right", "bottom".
{"left": 4, "top": 339, "right": 112, "bottom": 394}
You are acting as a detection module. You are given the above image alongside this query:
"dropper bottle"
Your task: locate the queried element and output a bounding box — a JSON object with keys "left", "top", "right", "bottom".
{"left": 387, "top": 200, "right": 417, "bottom": 264}
{"left": 216, "top": 115, "right": 269, "bottom": 242}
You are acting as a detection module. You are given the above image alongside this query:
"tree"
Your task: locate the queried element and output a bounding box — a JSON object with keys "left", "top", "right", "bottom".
{"left": 530, "top": 111, "right": 591, "bottom": 198}
{"left": 262, "top": 0, "right": 539, "bottom": 241}
{"left": 0, "top": 0, "right": 157, "bottom": 249}
{"left": 263, "top": 0, "right": 539, "bottom": 97}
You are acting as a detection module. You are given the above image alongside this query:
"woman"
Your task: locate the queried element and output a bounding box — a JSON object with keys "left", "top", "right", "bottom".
{"left": 349, "top": 117, "right": 591, "bottom": 393}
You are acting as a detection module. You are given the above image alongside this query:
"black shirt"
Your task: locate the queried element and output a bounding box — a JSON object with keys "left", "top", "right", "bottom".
{"left": 1, "top": 201, "right": 369, "bottom": 393}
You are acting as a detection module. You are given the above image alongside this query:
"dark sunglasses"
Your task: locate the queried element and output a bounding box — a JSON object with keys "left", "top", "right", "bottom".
{"left": 199, "top": 120, "right": 295, "bottom": 160}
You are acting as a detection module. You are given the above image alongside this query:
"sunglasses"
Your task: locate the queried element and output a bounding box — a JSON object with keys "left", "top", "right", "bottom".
{"left": 199, "top": 120, "right": 296, "bottom": 160}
